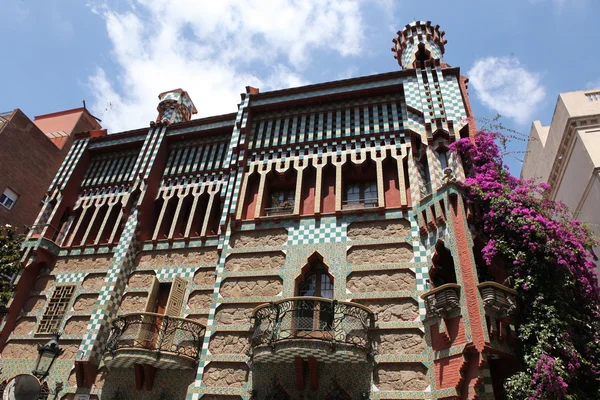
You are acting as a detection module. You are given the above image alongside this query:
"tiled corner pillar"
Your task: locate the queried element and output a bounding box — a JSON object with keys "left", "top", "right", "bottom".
{"left": 77, "top": 208, "right": 140, "bottom": 365}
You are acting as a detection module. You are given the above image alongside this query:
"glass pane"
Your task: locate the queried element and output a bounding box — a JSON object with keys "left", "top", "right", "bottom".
{"left": 439, "top": 151, "right": 448, "bottom": 169}
{"left": 345, "top": 184, "right": 361, "bottom": 203}
{"left": 363, "top": 182, "right": 377, "bottom": 200}
{"left": 320, "top": 274, "right": 333, "bottom": 299}
{"left": 299, "top": 275, "right": 316, "bottom": 296}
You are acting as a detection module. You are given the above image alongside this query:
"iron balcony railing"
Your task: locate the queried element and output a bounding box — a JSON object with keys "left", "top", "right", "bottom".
{"left": 420, "top": 181, "right": 433, "bottom": 198}
{"left": 342, "top": 197, "right": 378, "bottom": 210}
{"left": 420, "top": 283, "right": 461, "bottom": 318}
{"left": 28, "top": 223, "right": 64, "bottom": 243}
{"left": 105, "top": 312, "right": 206, "bottom": 361}
{"left": 264, "top": 204, "right": 294, "bottom": 216}
{"left": 251, "top": 297, "right": 376, "bottom": 352}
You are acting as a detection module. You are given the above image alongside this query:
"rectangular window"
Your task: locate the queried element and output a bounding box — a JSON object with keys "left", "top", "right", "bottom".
{"left": 344, "top": 181, "right": 378, "bottom": 209}
{"left": 265, "top": 190, "right": 295, "bottom": 216}
{"left": 0, "top": 188, "right": 19, "bottom": 210}
{"left": 37, "top": 285, "right": 75, "bottom": 334}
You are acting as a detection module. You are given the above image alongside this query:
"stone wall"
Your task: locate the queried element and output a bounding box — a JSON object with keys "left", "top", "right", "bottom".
{"left": 203, "top": 362, "right": 249, "bottom": 388}
{"left": 214, "top": 304, "right": 255, "bottom": 325}
{"left": 374, "top": 363, "right": 428, "bottom": 391}
{"left": 220, "top": 277, "right": 282, "bottom": 298}
{"left": 82, "top": 274, "right": 106, "bottom": 290}
{"left": 347, "top": 219, "right": 411, "bottom": 240}
{"left": 187, "top": 290, "right": 213, "bottom": 309}
{"left": 53, "top": 256, "right": 112, "bottom": 272}
{"left": 230, "top": 229, "right": 287, "bottom": 248}
{"left": 60, "top": 341, "right": 81, "bottom": 359}
{"left": 73, "top": 294, "right": 98, "bottom": 311}
{"left": 209, "top": 332, "right": 250, "bottom": 355}
{"left": 194, "top": 268, "right": 216, "bottom": 285}
{"left": 347, "top": 270, "right": 416, "bottom": 293}
{"left": 119, "top": 292, "right": 148, "bottom": 311}
{"left": 23, "top": 295, "right": 45, "bottom": 313}
{"left": 347, "top": 243, "right": 414, "bottom": 265}
{"left": 185, "top": 314, "right": 208, "bottom": 326}
{"left": 63, "top": 316, "right": 90, "bottom": 335}
{"left": 138, "top": 248, "right": 218, "bottom": 266}
{"left": 374, "top": 329, "right": 426, "bottom": 355}
{"left": 2, "top": 341, "right": 38, "bottom": 358}
{"left": 354, "top": 298, "right": 419, "bottom": 322}
{"left": 224, "top": 252, "right": 285, "bottom": 272}
{"left": 127, "top": 272, "right": 155, "bottom": 288}
{"left": 13, "top": 317, "right": 36, "bottom": 335}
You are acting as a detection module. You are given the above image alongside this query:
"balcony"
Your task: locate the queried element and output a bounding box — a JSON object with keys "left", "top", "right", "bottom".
{"left": 342, "top": 197, "right": 378, "bottom": 210}
{"left": 421, "top": 283, "right": 461, "bottom": 318}
{"left": 264, "top": 203, "right": 294, "bottom": 217}
{"left": 104, "top": 312, "right": 206, "bottom": 370}
{"left": 478, "top": 282, "right": 518, "bottom": 318}
{"left": 250, "top": 297, "right": 376, "bottom": 363}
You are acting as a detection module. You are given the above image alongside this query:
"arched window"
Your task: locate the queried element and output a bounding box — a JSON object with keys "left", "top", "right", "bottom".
{"left": 438, "top": 149, "right": 449, "bottom": 170}
{"left": 296, "top": 257, "right": 333, "bottom": 299}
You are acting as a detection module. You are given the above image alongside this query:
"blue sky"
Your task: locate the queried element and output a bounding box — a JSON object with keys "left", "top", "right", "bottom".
{"left": 2, "top": 0, "right": 599, "bottom": 174}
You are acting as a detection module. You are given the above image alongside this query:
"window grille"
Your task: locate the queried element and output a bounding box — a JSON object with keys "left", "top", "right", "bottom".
{"left": 37, "top": 286, "right": 75, "bottom": 334}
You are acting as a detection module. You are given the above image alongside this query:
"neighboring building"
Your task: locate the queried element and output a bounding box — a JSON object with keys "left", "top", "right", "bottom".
{"left": 0, "top": 22, "right": 518, "bottom": 400}
{"left": 0, "top": 107, "right": 102, "bottom": 230}
{"left": 522, "top": 88, "right": 600, "bottom": 261}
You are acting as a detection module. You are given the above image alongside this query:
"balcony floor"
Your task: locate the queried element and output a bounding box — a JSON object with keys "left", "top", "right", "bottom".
{"left": 251, "top": 338, "right": 371, "bottom": 364}
{"left": 104, "top": 348, "right": 198, "bottom": 370}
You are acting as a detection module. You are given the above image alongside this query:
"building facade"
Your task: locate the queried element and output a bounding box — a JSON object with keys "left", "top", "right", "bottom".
{"left": 0, "top": 22, "right": 517, "bottom": 400}
{"left": 0, "top": 107, "right": 101, "bottom": 230}
{"left": 521, "top": 88, "right": 600, "bottom": 265}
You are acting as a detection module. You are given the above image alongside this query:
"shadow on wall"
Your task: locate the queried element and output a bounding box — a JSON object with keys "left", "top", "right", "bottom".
{"left": 100, "top": 367, "right": 195, "bottom": 400}
{"left": 251, "top": 361, "right": 372, "bottom": 399}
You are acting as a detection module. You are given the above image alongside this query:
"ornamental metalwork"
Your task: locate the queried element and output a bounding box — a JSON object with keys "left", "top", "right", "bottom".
{"left": 105, "top": 312, "right": 206, "bottom": 360}
{"left": 250, "top": 297, "right": 375, "bottom": 352}
{"left": 421, "top": 283, "right": 461, "bottom": 318}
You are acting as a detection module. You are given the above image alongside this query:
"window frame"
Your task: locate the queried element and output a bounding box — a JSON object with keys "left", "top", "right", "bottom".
{"left": 0, "top": 188, "right": 19, "bottom": 210}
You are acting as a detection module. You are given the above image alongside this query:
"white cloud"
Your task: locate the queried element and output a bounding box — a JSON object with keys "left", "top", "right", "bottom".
{"left": 88, "top": 0, "right": 377, "bottom": 132}
{"left": 468, "top": 57, "right": 546, "bottom": 125}
{"left": 586, "top": 79, "right": 600, "bottom": 90}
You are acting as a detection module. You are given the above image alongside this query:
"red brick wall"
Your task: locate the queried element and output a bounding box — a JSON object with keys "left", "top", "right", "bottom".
{"left": 0, "top": 110, "right": 99, "bottom": 231}
{"left": 0, "top": 110, "right": 68, "bottom": 230}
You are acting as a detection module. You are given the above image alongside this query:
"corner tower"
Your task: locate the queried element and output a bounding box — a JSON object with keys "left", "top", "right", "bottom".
{"left": 392, "top": 20, "right": 447, "bottom": 70}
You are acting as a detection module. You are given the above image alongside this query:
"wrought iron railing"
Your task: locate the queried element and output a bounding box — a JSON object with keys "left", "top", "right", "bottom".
{"left": 251, "top": 297, "right": 376, "bottom": 352}
{"left": 421, "top": 283, "right": 461, "bottom": 317}
{"left": 264, "top": 204, "right": 294, "bottom": 216}
{"left": 478, "top": 282, "right": 518, "bottom": 318}
{"left": 28, "top": 223, "right": 64, "bottom": 243}
{"left": 342, "top": 197, "right": 378, "bottom": 210}
{"left": 105, "top": 312, "right": 206, "bottom": 361}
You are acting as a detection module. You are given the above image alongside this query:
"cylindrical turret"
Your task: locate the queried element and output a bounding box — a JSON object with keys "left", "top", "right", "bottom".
{"left": 392, "top": 21, "right": 447, "bottom": 70}
{"left": 155, "top": 88, "right": 197, "bottom": 125}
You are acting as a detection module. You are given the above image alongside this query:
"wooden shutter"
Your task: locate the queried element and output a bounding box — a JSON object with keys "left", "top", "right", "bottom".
{"left": 138, "top": 277, "right": 160, "bottom": 345}
{"left": 144, "top": 277, "right": 160, "bottom": 312}
{"left": 165, "top": 276, "right": 187, "bottom": 317}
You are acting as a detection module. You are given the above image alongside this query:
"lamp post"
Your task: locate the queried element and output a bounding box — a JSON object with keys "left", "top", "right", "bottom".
{"left": 32, "top": 333, "right": 64, "bottom": 381}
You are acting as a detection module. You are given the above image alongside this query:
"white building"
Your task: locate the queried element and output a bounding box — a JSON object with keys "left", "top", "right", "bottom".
{"left": 522, "top": 88, "right": 600, "bottom": 262}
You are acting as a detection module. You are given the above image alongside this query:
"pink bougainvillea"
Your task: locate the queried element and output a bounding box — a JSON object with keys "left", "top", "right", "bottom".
{"left": 451, "top": 131, "right": 600, "bottom": 399}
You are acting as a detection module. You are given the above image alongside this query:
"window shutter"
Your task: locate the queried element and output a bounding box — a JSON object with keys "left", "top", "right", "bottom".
{"left": 144, "top": 277, "right": 160, "bottom": 312}
{"left": 165, "top": 276, "right": 187, "bottom": 317}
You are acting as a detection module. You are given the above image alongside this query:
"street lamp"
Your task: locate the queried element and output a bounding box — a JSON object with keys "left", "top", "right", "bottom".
{"left": 32, "top": 333, "right": 64, "bottom": 380}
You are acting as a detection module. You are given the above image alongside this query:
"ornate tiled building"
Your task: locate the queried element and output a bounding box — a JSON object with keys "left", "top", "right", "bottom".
{"left": 0, "top": 21, "right": 518, "bottom": 400}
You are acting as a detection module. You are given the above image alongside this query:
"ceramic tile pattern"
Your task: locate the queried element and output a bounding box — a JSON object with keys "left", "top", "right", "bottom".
{"left": 1, "top": 27, "right": 509, "bottom": 400}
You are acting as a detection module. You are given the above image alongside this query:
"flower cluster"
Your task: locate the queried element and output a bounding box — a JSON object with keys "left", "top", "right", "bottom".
{"left": 451, "top": 131, "right": 600, "bottom": 399}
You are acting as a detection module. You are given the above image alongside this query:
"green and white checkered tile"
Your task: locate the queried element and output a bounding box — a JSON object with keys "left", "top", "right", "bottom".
{"left": 77, "top": 210, "right": 140, "bottom": 361}
{"left": 55, "top": 272, "right": 87, "bottom": 283}
{"left": 288, "top": 218, "right": 347, "bottom": 245}
{"left": 442, "top": 72, "right": 468, "bottom": 124}
{"left": 156, "top": 266, "right": 197, "bottom": 282}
